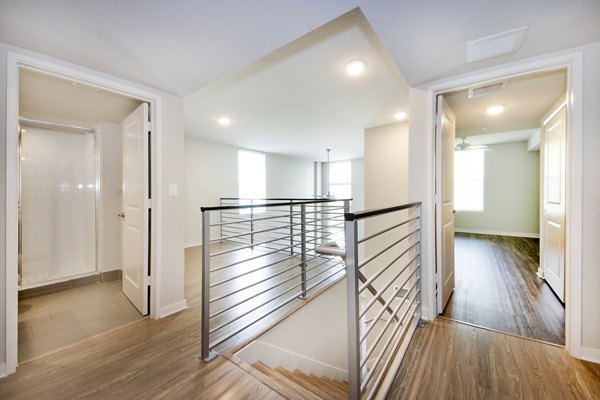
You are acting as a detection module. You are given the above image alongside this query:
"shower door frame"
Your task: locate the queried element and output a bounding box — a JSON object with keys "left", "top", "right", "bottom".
{"left": 5, "top": 51, "right": 165, "bottom": 376}
{"left": 18, "top": 120, "right": 100, "bottom": 289}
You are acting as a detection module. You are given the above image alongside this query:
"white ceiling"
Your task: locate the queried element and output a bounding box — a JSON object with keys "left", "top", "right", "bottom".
{"left": 360, "top": 0, "right": 600, "bottom": 87}
{"left": 184, "top": 9, "right": 409, "bottom": 161}
{"left": 19, "top": 68, "right": 141, "bottom": 126}
{"left": 2, "top": 1, "right": 599, "bottom": 159}
{"left": 444, "top": 69, "right": 566, "bottom": 138}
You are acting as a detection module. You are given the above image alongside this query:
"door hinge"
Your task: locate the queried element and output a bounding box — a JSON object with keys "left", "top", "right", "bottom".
{"left": 146, "top": 199, "right": 153, "bottom": 209}
{"left": 144, "top": 276, "right": 152, "bottom": 287}
{"left": 145, "top": 121, "right": 152, "bottom": 133}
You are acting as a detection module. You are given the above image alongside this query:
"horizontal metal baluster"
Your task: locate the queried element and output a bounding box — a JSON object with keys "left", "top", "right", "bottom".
{"left": 360, "top": 269, "right": 419, "bottom": 344}
{"left": 358, "top": 229, "right": 419, "bottom": 269}
{"left": 359, "top": 254, "right": 418, "bottom": 320}
{"left": 359, "top": 242, "right": 419, "bottom": 293}
{"left": 357, "top": 216, "right": 419, "bottom": 244}
{"left": 361, "top": 292, "right": 419, "bottom": 390}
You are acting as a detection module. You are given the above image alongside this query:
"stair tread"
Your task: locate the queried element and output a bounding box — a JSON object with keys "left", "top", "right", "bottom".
{"left": 252, "top": 362, "right": 322, "bottom": 400}
{"left": 311, "top": 374, "right": 349, "bottom": 396}
{"left": 289, "top": 369, "right": 346, "bottom": 400}
{"left": 252, "top": 362, "right": 348, "bottom": 400}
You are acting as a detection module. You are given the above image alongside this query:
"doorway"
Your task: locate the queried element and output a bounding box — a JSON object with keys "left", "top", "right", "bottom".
{"left": 16, "top": 67, "right": 150, "bottom": 362}
{"left": 435, "top": 68, "right": 568, "bottom": 345}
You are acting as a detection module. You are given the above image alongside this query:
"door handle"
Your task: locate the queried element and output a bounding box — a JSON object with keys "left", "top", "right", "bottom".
{"left": 453, "top": 210, "right": 457, "bottom": 214}
{"left": 118, "top": 212, "right": 125, "bottom": 219}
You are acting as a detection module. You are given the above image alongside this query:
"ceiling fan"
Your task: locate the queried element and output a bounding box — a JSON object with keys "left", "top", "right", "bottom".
{"left": 455, "top": 138, "right": 488, "bottom": 151}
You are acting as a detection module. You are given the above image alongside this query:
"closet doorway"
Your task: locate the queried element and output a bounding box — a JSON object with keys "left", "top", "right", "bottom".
{"left": 17, "top": 67, "right": 149, "bottom": 362}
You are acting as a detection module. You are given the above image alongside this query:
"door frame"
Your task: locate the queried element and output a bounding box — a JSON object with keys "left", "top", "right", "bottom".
{"left": 5, "top": 50, "right": 163, "bottom": 374}
{"left": 424, "top": 52, "right": 583, "bottom": 356}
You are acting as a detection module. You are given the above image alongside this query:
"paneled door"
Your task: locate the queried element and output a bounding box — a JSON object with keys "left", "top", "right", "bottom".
{"left": 542, "top": 106, "right": 566, "bottom": 302}
{"left": 121, "top": 103, "right": 150, "bottom": 315}
{"left": 436, "top": 95, "right": 456, "bottom": 313}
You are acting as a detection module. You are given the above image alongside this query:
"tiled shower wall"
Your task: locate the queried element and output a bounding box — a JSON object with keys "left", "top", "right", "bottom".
{"left": 21, "top": 127, "right": 96, "bottom": 286}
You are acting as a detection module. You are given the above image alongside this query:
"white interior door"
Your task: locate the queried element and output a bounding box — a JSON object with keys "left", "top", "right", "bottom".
{"left": 121, "top": 103, "right": 150, "bottom": 315}
{"left": 436, "top": 95, "right": 456, "bottom": 313}
{"left": 542, "top": 106, "right": 566, "bottom": 302}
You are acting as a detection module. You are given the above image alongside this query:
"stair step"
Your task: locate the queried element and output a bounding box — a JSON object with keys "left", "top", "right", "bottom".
{"left": 251, "top": 362, "right": 348, "bottom": 400}
{"left": 252, "top": 362, "right": 322, "bottom": 400}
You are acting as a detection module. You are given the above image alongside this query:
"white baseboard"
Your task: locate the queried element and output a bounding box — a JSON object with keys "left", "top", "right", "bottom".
{"left": 236, "top": 340, "right": 348, "bottom": 381}
{"left": 579, "top": 346, "right": 600, "bottom": 364}
{"left": 158, "top": 299, "right": 187, "bottom": 318}
{"left": 0, "top": 362, "right": 6, "bottom": 378}
{"left": 184, "top": 241, "right": 202, "bottom": 249}
{"left": 454, "top": 228, "right": 540, "bottom": 239}
{"left": 420, "top": 306, "right": 434, "bottom": 321}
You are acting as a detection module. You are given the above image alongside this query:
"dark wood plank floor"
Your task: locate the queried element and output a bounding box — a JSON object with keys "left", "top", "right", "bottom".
{"left": 389, "top": 317, "right": 600, "bottom": 399}
{"left": 443, "top": 233, "right": 565, "bottom": 344}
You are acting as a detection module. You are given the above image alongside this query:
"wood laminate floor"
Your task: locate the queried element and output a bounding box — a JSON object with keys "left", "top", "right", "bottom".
{"left": 389, "top": 318, "right": 600, "bottom": 399}
{"left": 18, "top": 280, "right": 142, "bottom": 363}
{"left": 4, "top": 239, "right": 594, "bottom": 399}
{"left": 1, "top": 305, "right": 284, "bottom": 400}
{"left": 443, "top": 233, "right": 565, "bottom": 344}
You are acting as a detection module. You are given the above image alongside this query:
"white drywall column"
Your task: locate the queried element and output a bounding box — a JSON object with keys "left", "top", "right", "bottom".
{"left": 364, "top": 122, "right": 409, "bottom": 209}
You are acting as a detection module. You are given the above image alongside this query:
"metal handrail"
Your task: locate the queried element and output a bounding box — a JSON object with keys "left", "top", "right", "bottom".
{"left": 203, "top": 197, "right": 351, "bottom": 212}
{"left": 201, "top": 197, "right": 351, "bottom": 361}
{"left": 345, "top": 201, "right": 422, "bottom": 400}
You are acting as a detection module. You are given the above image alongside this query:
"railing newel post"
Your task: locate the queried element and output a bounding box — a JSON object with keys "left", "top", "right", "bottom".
{"left": 345, "top": 216, "right": 361, "bottom": 400}
{"left": 300, "top": 204, "right": 307, "bottom": 298}
{"left": 290, "top": 201, "right": 294, "bottom": 255}
{"left": 201, "top": 210, "right": 217, "bottom": 361}
{"left": 250, "top": 199, "right": 254, "bottom": 248}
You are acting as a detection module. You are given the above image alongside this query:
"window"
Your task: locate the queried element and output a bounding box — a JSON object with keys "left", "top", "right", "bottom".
{"left": 454, "top": 150, "right": 484, "bottom": 211}
{"left": 238, "top": 150, "right": 265, "bottom": 213}
{"left": 328, "top": 160, "right": 351, "bottom": 198}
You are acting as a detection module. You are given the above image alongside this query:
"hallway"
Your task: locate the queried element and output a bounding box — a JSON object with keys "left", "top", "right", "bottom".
{"left": 443, "top": 233, "right": 565, "bottom": 344}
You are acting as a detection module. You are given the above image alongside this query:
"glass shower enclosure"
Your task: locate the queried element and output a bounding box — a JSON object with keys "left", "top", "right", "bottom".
{"left": 18, "top": 119, "right": 99, "bottom": 288}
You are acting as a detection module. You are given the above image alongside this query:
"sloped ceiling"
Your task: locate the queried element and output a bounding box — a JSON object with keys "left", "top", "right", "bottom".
{"left": 1, "top": 1, "right": 599, "bottom": 159}
{"left": 184, "top": 9, "right": 409, "bottom": 161}
{"left": 1, "top": 1, "right": 599, "bottom": 95}
{"left": 0, "top": 0, "right": 358, "bottom": 96}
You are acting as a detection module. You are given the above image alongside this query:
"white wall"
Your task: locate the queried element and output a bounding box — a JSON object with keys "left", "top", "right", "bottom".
{"left": 579, "top": 41, "right": 600, "bottom": 354}
{"left": 455, "top": 141, "right": 540, "bottom": 237}
{"left": 266, "top": 154, "right": 314, "bottom": 198}
{"left": 351, "top": 158, "right": 365, "bottom": 211}
{"left": 409, "top": 41, "right": 600, "bottom": 360}
{"left": 96, "top": 121, "right": 123, "bottom": 272}
{"left": 1, "top": 42, "right": 187, "bottom": 373}
{"left": 364, "top": 122, "right": 409, "bottom": 208}
{"left": 184, "top": 136, "right": 315, "bottom": 246}
{"left": 236, "top": 279, "right": 348, "bottom": 380}
{"left": 184, "top": 138, "right": 238, "bottom": 247}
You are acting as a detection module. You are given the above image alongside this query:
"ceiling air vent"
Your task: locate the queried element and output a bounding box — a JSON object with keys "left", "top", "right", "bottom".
{"left": 467, "top": 81, "right": 507, "bottom": 99}
{"left": 467, "top": 26, "right": 528, "bottom": 63}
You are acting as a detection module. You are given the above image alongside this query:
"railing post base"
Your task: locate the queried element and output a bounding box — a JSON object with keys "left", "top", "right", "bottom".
{"left": 202, "top": 350, "right": 220, "bottom": 363}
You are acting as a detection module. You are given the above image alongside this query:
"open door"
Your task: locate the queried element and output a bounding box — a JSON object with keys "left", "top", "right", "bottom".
{"left": 541, "top": 105, "right": 566, "bottom": 302}
{"left": 121, "top": 103, "right": 150, "bottom": 315}
{"left": 436, "top": 95, "right": 456, "bottom": 313}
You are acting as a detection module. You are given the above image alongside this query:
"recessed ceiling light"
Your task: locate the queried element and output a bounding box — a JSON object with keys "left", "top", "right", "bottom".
{"left": 486, "top": 105, "right": 504, "bottom": 116}
{"left": 217, "top": 116, "right": 231, "bottom": 126}
{"left": 346, "top": 60, "right": 366, "bottom": 76}
{"left": 394, "top": 111, "right": 408, "bottom": 121}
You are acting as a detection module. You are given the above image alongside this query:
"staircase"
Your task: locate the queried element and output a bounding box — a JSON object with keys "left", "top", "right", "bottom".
{"left": 252, "top": 361, "right": 349, "bottom": 400}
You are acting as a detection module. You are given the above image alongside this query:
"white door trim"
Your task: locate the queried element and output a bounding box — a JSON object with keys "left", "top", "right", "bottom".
{"left": 424, "top": 51, "right": 583, "bottom": 357}
{"left": 5, "top": 50, "right": 164, "bottom": 375}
